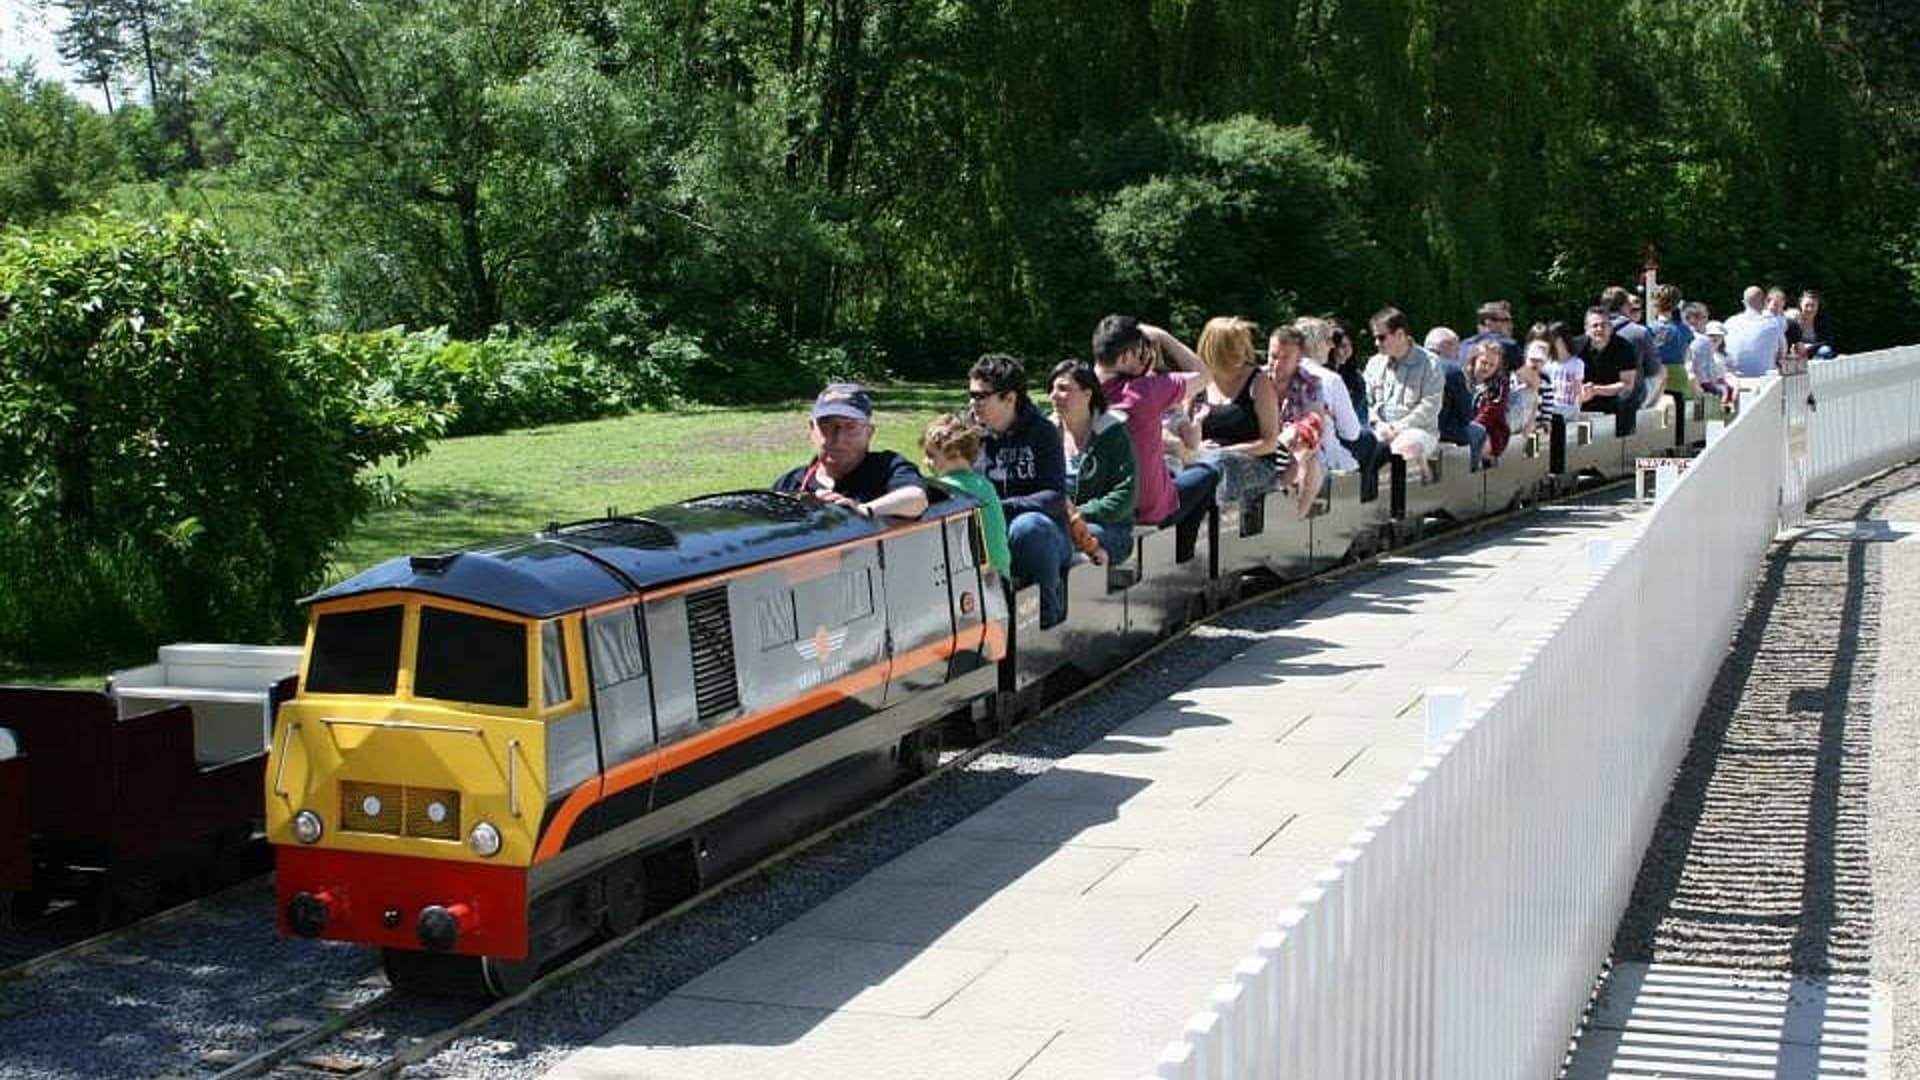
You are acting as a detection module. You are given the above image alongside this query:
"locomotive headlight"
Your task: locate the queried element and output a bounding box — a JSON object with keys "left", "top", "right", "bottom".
{"left": 292, "top": 809, "right": 325, "bottom": 845}
{"left": 468, "top": 821, "right": 502, "bottom": 858}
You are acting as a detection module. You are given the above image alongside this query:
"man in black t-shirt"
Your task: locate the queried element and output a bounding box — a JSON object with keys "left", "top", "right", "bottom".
{"left": 773, "top": 383, "right": 928, "bottom": 520}
{"left": 1575, "top": 307, "right": 1639, "bottom": 437}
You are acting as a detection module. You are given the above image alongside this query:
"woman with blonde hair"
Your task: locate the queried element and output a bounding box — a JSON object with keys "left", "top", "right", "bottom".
{"left": 1190, "top": 316, "right": 1281, "bottom": 504}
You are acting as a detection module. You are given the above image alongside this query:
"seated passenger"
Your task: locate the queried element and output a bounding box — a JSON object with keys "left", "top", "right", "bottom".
{"left": 921, "top": 414, "right": 1011, "bottom": 577}
{"left": 774, "top": 382, "right": 929, "bottom": 520}
{"left": 1285, "top": 320, "right": 1364, "bottom": 473}
{"left": 1048, "top": 360, "right": 1137, "bottom": 565}
{"left": 970, "top": 353, "right": 1072, "bottom": 628}
{"left": 1310, "top": 318, "right": 1382, "bottom": 499}
{"left": 1648, "top": 284, "right": 1695, "bottom": 399}
{"left": 1685, "top": 304, "right": 1738, "bottom": 406}
{"left": 1601, "top": 285, "right": 1661, "bottom": 409}
{"left": 1265, "top": 326, "right": 1330, "bottom": 518}
{"left": 1530, "top": 321, "right": 1584, "bottom": 422}
{"left": 1364, "top": 306, "right": 1443, "bottom": 482}
{"left": 1575, "top": 306, "right": 1639, "bottom": 436}
{"left": 1508, "top": 338, "right": 1547, "bottom": 438}
{"left": 1465, "top": 339, "right": 1510, "bottom": 462}
{"left": 1191, "top": 316, "right": 1281, "bottom": 503}
{"left": 1427, "top": 325, "right": 1487, "bottom": 470}
{"left": 1091, "top": 315, "right": 1217, "bottom": 561}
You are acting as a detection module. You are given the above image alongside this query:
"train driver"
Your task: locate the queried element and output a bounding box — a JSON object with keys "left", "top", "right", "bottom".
{"left": 774, "top": 383, "right": 930, "bottom": 520}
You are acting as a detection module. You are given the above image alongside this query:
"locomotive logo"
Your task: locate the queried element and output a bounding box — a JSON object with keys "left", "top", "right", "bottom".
{"left": 796, "top": 624, "right": 847, "bottom": 666}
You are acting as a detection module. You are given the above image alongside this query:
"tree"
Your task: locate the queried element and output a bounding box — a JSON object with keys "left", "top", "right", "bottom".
{"left": 53, "top": 0, "right": 126, "bottom": 114}
{"left": 0, "top": 66, "right": 125, "bottom": 226}
{"left": 0, "top": 213, "right": 440, "bottom": 652}
{"left": 203, "top": 0, "right": 632, "bottom": 336}
{"left": 50, "top": 0, "right": 202, "bottom": 168}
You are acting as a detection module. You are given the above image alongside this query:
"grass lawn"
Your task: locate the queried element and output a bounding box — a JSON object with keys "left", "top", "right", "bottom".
{"left": 0, "top": 382, "right": 962, "bottom": 686}
{"left": 328, "top": 380, "right": 962, "bottom": 582}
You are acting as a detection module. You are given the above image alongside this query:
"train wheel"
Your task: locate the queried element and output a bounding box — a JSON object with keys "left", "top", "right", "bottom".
{"left": 5, "top": 889, "right": 49, "bottom": 927}
{"left": 108, "top": 865, "right": 164, "bottom": 921}
{"left": 382, "top": 948, "right": 490, "bottom": 997}
{"left": 482, "top": 955, "right": 537, "bottom": 997}
{"left": 896, "top": 727, "right": 943, "bottom": 779}
{"left": 600, "top": 858, "right": 646, "bottom": 938}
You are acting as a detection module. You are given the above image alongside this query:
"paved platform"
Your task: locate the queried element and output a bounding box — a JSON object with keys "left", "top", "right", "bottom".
{"left": 545, "top": 501, "right": 1653, "bottom": 1080}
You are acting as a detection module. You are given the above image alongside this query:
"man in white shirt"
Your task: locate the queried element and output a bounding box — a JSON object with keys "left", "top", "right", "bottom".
{"left": 1722, "top": 285, "right": 1787, "bottom": 378}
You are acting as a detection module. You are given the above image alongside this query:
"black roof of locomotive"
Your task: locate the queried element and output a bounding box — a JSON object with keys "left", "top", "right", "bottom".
{"left": 308, "top": 489, "right": 968, "bottom": 619}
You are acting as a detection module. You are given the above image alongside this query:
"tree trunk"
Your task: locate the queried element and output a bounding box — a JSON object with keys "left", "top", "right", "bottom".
{"left": 456, "top": 179, "right": 499, "bottom": 336}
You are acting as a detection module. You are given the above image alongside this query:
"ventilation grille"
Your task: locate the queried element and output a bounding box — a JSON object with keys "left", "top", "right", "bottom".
{"left": 341, "top": 781, "right": 404, "bottom": 836}
{"left": 682, "top": 491, "right": 817, "bottom": 522}
{"left": 405, "top": 788, "right": 461, "bottom": 841}
{"left": 342, "top": 781, "right": 462, "bottom": 840}
{"left": 686, "top": 585, "right": 741, "bottom": 722}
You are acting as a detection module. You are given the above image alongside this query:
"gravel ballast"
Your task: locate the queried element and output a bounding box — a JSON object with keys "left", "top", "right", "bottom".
{"left": 1569, "top": 463, "right": 1920, "bottom": 1077}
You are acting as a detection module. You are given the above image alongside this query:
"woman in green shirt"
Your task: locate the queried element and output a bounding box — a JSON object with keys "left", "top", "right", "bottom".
{"left": 1048, "top": 360, "right": 1138, "bottom": 564}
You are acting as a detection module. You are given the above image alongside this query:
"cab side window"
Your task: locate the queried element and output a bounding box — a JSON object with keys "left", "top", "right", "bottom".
{"left": 588, "top": 607, "right": 653, "bottom": 763}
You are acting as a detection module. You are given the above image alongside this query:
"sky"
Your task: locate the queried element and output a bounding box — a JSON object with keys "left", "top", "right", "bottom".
{"left": 1, "top": 0, "right": 112, "bottom": 109}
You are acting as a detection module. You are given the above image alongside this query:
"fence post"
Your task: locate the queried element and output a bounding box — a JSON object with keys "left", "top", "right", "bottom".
{"left": 1585, "top": 537, "right": 1613, "bottom": 577}
{"left": 1425, "top": 687, "right": 1467, "bottom": 752}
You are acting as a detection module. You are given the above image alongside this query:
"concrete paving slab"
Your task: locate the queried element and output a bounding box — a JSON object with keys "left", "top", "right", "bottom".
{"left": 932, "top": 952, "right": 1228, "bottom": 1034}
{"left": 946, "top": 793, "right": 1296, "bottom": 856}
{"left": 674, "top": 934, "right": 1003, "bottom": 1018}
{"left": 864, "top": 835, "right": 1134, "bottom": 895}
{"left": 785, "top": 878, "right": 1198, "bottom": 960}
{"left": 1081, "top": 848, "right": 1332, "bottom": 917}
{"left": 1008, "top": 1028, "right": 1179, "bottom": 1080}
{"left": 544, "top": 996, "right": 1057, "bottom": 1080}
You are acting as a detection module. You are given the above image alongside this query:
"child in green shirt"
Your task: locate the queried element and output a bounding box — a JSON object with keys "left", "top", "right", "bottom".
{"left": 921, "top": 414, "right": 1012, "bottom": 577}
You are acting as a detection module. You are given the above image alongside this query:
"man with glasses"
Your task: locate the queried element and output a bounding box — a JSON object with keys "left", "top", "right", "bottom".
{"left": 970, "top": 353, "right": 1073, "bottom": 628}
{"left": 774, "top": 382, "right": 929, "bottom": 520}
{"left": 1364, "top": 306, "right": 1444, "bottom": 482}
{"left": 1458, "top": 300, "right": 1522, "bottom": 373}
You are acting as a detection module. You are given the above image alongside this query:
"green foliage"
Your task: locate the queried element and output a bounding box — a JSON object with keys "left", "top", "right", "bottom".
{"left": 373, "top": 329, "right": 631, "bottom": 437}
{"left": 0, "top": 66, "right": 126, "bottom": 227}
{"left": 0, "top": 213, "right": 439, "bottom": 658}
{"left": 1089, "top": 116, "right": 1376, "bottom": 332}
{"left": 0, "top": 523, "right": 171, "bottom": 665}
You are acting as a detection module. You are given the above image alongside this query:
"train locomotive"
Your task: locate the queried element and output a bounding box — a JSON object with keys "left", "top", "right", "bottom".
{"left": 269, "top": 392, "right": 1723, "bottom": 995}
{"left": 270, "top": 491, "right": 1005, "bottom": 994}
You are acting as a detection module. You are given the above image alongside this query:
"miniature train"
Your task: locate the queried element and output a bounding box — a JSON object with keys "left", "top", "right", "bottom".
{"left": 0, "top": 646, "right": 300, "bottom": 923}
{"left": 263, "top": 391, "right": 1723, "bottom": 996}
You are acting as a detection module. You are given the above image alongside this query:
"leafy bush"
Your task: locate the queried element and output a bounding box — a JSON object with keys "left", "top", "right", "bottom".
{"left": 0, "top": 213, "right": 439, "bottom": 657}
{"left": 1091, "top": 115, "right": 1377, "bottom": 332}
{"left": 0, "top": 67, "right": 126, "bottom": 228}
{"left": 373, "top": 328, "right": 633, "bottom": 436}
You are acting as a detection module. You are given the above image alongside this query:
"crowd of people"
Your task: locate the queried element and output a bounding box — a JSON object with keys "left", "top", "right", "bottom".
{"left": 772, "top": 284, "right": 1836, "bottom": 627}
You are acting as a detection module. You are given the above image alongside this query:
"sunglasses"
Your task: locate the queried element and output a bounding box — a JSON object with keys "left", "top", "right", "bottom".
{"left": 967, "top": 389, "right": 1004, "bottom": 401}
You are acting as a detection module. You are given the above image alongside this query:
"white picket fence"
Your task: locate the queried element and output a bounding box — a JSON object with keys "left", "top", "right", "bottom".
{"left": 1151, "top": 348, "right": 1920, "bottom": 1080}
{"left": 1808, "top": 345, "right": 1920, "bottom": 497}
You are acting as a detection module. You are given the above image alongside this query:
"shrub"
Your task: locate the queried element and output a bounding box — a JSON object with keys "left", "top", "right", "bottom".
{"left": 1090, "top": 115, "right": 1377, "bottom": 333}
{"left": 372, "top": 328, "right": 633, "bottom": 436}
{"left": 0, "top": 213, "right": 439, "bottom": 656}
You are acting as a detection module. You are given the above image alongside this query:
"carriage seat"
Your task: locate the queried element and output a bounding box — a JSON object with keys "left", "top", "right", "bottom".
{"left": 108, "top": 644, "right": 303, "bottom": 766}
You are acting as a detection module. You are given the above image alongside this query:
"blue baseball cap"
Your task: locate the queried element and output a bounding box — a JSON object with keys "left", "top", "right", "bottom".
{"left": 812, "top": 383, "right": 873, "bottom": 422}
